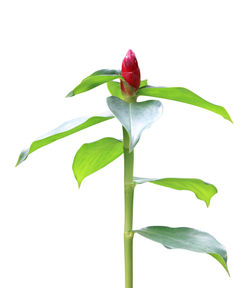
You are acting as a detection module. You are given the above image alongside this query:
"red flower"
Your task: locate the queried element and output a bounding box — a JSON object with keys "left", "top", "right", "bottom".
{"left": 120, "top": 49, "right": 141, "bottom": 97}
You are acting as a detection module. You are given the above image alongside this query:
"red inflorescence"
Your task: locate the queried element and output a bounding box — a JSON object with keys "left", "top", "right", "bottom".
{"left": 120, "top": 49, "right": 141, "bottom": 96}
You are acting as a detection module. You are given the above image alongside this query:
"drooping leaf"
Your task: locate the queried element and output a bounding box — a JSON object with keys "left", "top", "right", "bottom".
{"left": 66, "top": 69, "right": 122, "bottom": 97}
{"left": 73, "top": 137, "right": 123, "bottom": 187}
{"left": 16, "top": 113, "right": 113, "bottom": 166}
{"left": 107, "top": 79, "right": 148, "bottom": 99}
{"left": 134, "top": 177, "right": 217, "bottom": 207}
{"left": 134, "top": 226, "right": 229, "bottom": 275}
{"left": 137, "top": 86, "right": 232, "bottom": 122}
{"left": 107, "top": 96, "right": 163, "bottom": 151}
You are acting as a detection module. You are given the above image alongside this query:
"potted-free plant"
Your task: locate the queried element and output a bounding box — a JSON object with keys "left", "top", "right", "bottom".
{"left": 17, "top": 49, "right": 232, "bottom": 287}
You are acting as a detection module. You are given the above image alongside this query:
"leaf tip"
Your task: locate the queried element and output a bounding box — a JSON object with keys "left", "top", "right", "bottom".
{"left": 15, "top": 156, "right": 21, "bottom": 167}
{"left": 66, "top": 90, "right": 74, "bottom": 98}
{"left": 226, "top": 114, "right": 233, "bottom": 123}
{"left": 15, "top": 158, "right": 22, "bottom": 167}
{"left": 15, "top": 149, "right": 29, "bottom": 167}
{"left": 75, "top": 174, "right": 82, "bottom": 189}
{"left": 222, "top": 108, "right": 233, "bottom": 123}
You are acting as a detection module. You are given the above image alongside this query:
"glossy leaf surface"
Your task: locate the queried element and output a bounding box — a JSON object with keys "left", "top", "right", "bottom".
{"left": 135, "top": 226, "right": 229, "bottom": 274}
{"left": 16, "top": 114, "right": 114, "bottom": 166}
{"left": 107, "top": 80, "right": 148, "bottom": 99}
{"left": 107, "top": 96, "right": 163, "bottom": 151}
{"left": 66, "top": 69, "right": 122, "bottom": 97}
{"left": 73, "top": 137, "right": 123, "bottom": 187}
{"left": 137, "top": 86, "right": 232, "bottom": 122}
{"left": 134, "top": 177, "right": 217, "bottom": 207}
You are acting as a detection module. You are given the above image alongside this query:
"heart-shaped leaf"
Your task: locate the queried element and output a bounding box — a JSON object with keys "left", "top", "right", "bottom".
{"left": 134, "top": 177, "right": 217, "bottom": 207}
{"left": 134, "top": 226, "right": 229, "bottom": 275}
{"left": 16, "top": 113, "right": 113, "bottom": 166}
{"left": 107, "top": 80, "right": 148, "bottom": 99}
{"left": 107, "top": 96, "right": 163, "bottom": 151}
{"left": 137, "top": 86, "right": 232, "bottom": 122}
{"left": 73, "top": 137, "right": 123, "bottom": 187}
{"left": 66, "top": 69, "right": 122, "bottom": 97}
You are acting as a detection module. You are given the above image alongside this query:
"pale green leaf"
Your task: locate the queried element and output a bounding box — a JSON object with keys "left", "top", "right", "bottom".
{"left": 107, "top": 96, "right": 163, "bottom": 151}
{"left": 72, "top": 137, "right": 123, "bottom": 187}
{"left": 134, "top": 177, "right": 217, "bottom": 207}
{"left": 66, "top": 69, "right": 122, "bottom": 97}
{"left": 135, "top": 226, "right": 229, "bottom": 275}
{"left": 16, "top": 114, "right": 113, "bottom": 166}
{"left": 137, "top": 86, "right": 232, "bottom": 122}
{"left": 107, "top": 81, "right": 123, "bottom": 99}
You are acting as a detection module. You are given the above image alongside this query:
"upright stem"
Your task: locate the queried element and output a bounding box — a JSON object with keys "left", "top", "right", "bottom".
{"left": 123, "top": 127, "right": 135, "bottom": 288}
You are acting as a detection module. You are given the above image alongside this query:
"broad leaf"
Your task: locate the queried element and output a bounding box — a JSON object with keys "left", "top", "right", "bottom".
{"left": 134, "top": 177, "right": 217, "bottom": 207}
{"left": 107, "top": 81, "right": 123, "bottom": 99}
{"left": 107, "top": 79, "right": 148, "bottom": 99}
{"left": 66, "top": 69, "right": 122, "bottom": 97}
{"left": 107, "top": 96, "right": 163, "bottom": 151}
{"left": 16, "top": 114, "right": 113, "bottom": 166}
{"left": 73, "top": 137, "right": 123, "bottom": 187}
{"left": 137, "top": 86, "right": 232, "bottom": 122}
{"left": 135, "top": 226, "right": 229, "bottom": 274}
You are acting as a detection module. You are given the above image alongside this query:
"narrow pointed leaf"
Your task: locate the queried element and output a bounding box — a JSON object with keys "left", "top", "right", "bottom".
{"left": 16, "top": 114, "right": 113, "bottom": 166}
{"left": 73, "top": 137, "right": 123, "bottom": 187}
{"left": 137, "top": 86, "right": 232, "bottom": 122}
{"left": 107, "top": 96, "right": 163, "bottom": 151}
{"left": 134, "top": 177, "right": 217, "bottom": 207}
{"left": 66, "top": 69, "right": 122, "bottom": 97}
{"left": 107, "top": 79, "right": 148, "bottom": 99}
{"left": 135, "top": 226, "right": 229, "bottom": 274}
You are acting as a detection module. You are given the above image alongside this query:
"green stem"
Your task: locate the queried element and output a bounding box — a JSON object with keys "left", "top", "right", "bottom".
{"left": 123, "top": 127, "right": 135, "bottom": 288}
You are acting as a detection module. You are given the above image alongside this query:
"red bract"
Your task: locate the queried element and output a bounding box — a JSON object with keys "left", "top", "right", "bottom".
{"left": 120, "top": 49, "right": 141, "bottom": 97}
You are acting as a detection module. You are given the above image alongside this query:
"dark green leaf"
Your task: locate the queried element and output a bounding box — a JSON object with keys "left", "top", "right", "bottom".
{"left": 73, "top": 137, "right": 123, "bottom": 187}
{"left": 135, "top": 226, "right": 229, "bottom": 274}
{"left": 137, "top": 86, "right": 232, "bottom": 122}
{"left": 66, "top": 69, "right": 122, "bottom": 97}
{"left": 107, "top": 96, "right": 163, "bottom": 151}
{"left": 107, "top": 79, "right": 148, "bottom": 99}
{"left": 16, "top": 114, "right": 113, "bottom": 166}
{"left": 134, "top": 177, "right": 217, "bottom": 207}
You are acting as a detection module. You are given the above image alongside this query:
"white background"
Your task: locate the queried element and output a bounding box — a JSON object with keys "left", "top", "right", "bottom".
{"left": 0, "top": 0, "right": 249, "bottom": 287}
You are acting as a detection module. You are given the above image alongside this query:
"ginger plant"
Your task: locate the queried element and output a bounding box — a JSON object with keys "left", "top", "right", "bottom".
{"left": 17, "top": 49, "right": 232, "bottom": 287}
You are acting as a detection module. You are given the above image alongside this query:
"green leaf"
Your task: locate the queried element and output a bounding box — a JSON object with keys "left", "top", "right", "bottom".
{"left": 16, "top": 114, "right": 114, "bottom": 166}
{"left": 107, "top": 79, "right": 148, "bottom": 99}
{"left": 134, "top": 226, "right": 229, "bottom": 275}
{"left": 66, "top": 69, "right": 122, "bottom": 97}
{"left": 139, "top": 80, "right": 148, "bottom": 88}
{"left": 107, "top": 96, "right": 163, "bottom": 151}
{"left": 73, "top": 137, "right": 123, "bottom": 187}
{"left": 107, "top": 81, "right": 123, "bottom": 99}
{"left": 137, "top": 86, "right": 232, "bottom": 122}
{"left": 134, "top": 177, "right": 217, "bottom": 207}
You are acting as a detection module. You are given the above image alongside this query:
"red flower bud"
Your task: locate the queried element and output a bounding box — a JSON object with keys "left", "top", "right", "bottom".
{"left": 120, "top": 49, "right": 141, "bottom": 98}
